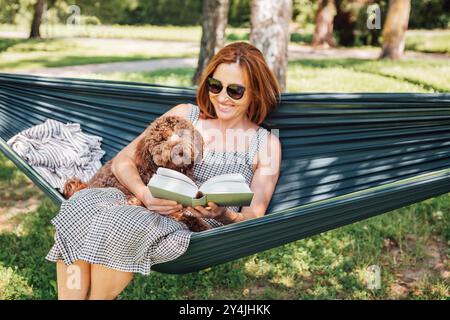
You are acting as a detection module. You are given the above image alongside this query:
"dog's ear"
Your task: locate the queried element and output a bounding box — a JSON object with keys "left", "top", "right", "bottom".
{"left": 135, "top": 118, "right": 170, "bottom": 175}
{"left": 134, "top": 127, "right": 157, "bottom": 171}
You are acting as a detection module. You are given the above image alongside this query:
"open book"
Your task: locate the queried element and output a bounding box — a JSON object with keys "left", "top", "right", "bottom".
{"left": 148, "top": 167, "right": 254, "bottom": 207}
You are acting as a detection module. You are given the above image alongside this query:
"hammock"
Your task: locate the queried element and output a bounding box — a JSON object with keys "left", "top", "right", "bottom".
{"left": 1, "top": 72, "right": 449, "bottom": 274}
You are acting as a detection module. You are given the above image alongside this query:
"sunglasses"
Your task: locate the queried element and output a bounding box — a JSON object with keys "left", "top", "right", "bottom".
{"left": 206, "top": 77, "right": 246, "bottom": 100}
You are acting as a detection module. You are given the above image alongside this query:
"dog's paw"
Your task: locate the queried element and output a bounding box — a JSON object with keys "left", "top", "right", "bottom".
{"left": 126, "top": 197, "right": 144, "bottom": 206}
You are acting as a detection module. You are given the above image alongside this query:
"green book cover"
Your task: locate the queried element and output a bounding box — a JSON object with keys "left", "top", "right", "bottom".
{"left": 148, "top": 168, "right": 254, "bottom": 207}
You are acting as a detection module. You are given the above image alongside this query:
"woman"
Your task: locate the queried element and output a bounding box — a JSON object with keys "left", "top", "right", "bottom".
{"left": 46, "top": 41, "right": 282, "bottom": 300}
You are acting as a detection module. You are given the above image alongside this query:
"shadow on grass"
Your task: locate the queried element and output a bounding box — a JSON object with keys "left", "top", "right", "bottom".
{"left": 0, "top": 54, "right": 196, "bottom": 71}
{"left": 0, "top": 39, "right": 34, "bottom": 53}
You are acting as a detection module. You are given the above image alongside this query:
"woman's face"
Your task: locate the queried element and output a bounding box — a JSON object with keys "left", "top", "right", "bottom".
{"left": 209, "top": 62, "right": 251, "bottom": 121}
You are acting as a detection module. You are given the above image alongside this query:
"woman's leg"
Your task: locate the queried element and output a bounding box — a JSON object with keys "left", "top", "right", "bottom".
{"left": 56, "top": 260, "right": 91, "bottom": 300}
{"left": 88, "top": 264, "right": 134, "bottom": 300}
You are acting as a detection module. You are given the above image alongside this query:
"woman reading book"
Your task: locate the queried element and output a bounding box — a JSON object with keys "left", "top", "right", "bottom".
{"left": 47, "top": 41, "right": 282, "bottom": 300}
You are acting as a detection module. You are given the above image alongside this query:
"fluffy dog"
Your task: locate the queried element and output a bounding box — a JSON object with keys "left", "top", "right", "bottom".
{"left": 63, "top": 115, "right": 211, "bottom": 232}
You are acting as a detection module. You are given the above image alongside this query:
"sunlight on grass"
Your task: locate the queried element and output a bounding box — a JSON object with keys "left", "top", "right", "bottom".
{"left": 84, "top": 58, "right": 448, "bottom": 93}
{"left": 288, "top": 59, "right": 450, "bottom": 92}
{"left": 0, "top": 264, "right": 34, "bottom": 299}
{"left": 0, "top": 38, "right": 198, "bottom": 71}
{"left": 287, "top": 66, "right": 431, "bottom": 92}
{"left": 86, "top": 68, "right": 197, "bottom": 88}
{"left": 406, "top": 29, "right": 450, "bottom": 54}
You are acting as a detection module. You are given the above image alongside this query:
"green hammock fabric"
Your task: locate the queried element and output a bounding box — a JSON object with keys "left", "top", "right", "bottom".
{"left": 1, "top": 72, "right": 449, "bottom": 274}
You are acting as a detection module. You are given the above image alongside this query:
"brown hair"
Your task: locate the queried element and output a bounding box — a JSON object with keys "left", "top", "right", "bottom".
{"left": 196, "top": 42, "right": 281, "bottom": 125}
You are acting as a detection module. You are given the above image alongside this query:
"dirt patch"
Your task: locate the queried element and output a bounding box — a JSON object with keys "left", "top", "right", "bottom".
{"left": 0, "top": 196, "right": 41, "bottom": 233}
{"left": 384, "top": 235, "right": 449, "bottom": 298}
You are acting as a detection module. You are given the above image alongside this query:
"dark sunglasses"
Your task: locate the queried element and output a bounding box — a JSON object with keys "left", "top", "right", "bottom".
{"left": 206, "top": 77, "right": 246, "bottom": 100}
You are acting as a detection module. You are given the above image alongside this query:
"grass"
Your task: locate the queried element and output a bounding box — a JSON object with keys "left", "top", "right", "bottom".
{"left": 2, "top": 24, "right": 448, "bottom": 54}
{"left": 0, "top": 36, "right": 449, "bottom": 299}
{"left": 0, "top": 37, "right": 198, "bottom": 71}
{"left": 0, "top": 23, "right": 248, "bottom": 43}
{"left": 287, "top": 59, "right": 450, "bottom": 93}
{"left": 0, "top": 149, "right": 448, "bottom": 299}
{"left": 405, "top": 29, "right": 450, "bottom": 55}
{"left": 85, "top": 58, "right": 450, "bottom": 93}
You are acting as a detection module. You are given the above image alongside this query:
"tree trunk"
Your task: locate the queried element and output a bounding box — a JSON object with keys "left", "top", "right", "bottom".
{"left": 312, "top": 0, "right": 337, "bottom": 47}
{"left": 250, "top": 0, "right": 292, "bottom": 92}
{"left": 29, "top": 0, "right": 46, "bottom": 39}
{"left": 193, "top": 0, "right": 229, "bottom": 85}
{"left": 380, "top": 0, "right": 411, "bottom": 60}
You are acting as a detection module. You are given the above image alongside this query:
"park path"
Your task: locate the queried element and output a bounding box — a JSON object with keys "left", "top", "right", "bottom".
{"left": 6, "top": 38, "right": 450, "bottom": 77}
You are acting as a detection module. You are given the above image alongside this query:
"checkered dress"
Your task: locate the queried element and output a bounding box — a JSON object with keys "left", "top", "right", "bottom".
{"left": 46, "top": 103, "right": 269, "bottom": 275}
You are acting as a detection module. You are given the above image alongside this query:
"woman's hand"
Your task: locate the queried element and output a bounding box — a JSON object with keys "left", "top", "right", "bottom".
{"left": 138, "top": 186, "right": 183, "bottom": 216}
{"left": 187, "top": 202, "right": 228, "bottom": 220}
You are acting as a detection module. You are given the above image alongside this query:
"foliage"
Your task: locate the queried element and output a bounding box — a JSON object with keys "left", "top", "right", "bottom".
{"left": 335, "top": 0, "right": 450, "bottom": 47}
{"left": 291, "top": 0, "right": 318, "bottom": 28}
{"left": 409, "top": 0, "right": 450, "bottom": 29}
{"left": 229, "top": 0, "right": 251, "bottom": 27}
{"left": 1, "top": 0, "right": 448, "bottom": 33}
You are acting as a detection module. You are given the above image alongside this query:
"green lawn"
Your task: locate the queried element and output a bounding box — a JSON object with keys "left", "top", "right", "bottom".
{"left": 0, "top": 37, "right": 197, "bottom": 71}
{"left": 85, "top": 58, "right": 450, "bottom": 93}
{"left": 405, "top": 29, "right": 450, "bottom": 55}
{"left": 0, "top": 23, "right": 247, "bottom": 42}
{"left": 2, "top": 24, "right": 448, "bottom": 54}
{"left": 0, "top": 39, "right": 449, "bottom": 299}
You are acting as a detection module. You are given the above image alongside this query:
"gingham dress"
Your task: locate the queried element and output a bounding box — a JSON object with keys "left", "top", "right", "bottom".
{"left": 46, "top": 103, "right": 269, "bottom": 275}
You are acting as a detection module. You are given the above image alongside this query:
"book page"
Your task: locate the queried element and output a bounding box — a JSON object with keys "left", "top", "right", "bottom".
{"left": 200, "top": 180, "right": 252, "bottom": 194}
{"left": 156, "top": 167, "right": 197, "bottom": 188}
{"left": 148, "top": 175, "right": 198, "bottom": 198}
{"left": 199, "top": 173, "right": 246, "bottom": 192}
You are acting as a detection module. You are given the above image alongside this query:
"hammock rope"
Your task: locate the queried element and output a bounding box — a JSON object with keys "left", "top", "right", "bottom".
{"left": 1, "top": 72, "right": 449, "bottom": 274}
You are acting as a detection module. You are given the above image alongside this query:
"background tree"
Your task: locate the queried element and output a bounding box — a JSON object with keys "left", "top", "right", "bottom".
{"left": 250, "top": 0, "right": 292, "bottom": 91}
{"left": 29, "top": 0, "right": 46, "bottom": 39}
{"left": 380, "top": 0, "right": 411, "bottom": 60}
{"left": 333, "top": 0, "right": 372, "bottom": 46}
{"left": 193, "top": 0, "right": 229, "bottom": 85}
{"left": 312, "top": 0, "right": 337, "bottom": 47}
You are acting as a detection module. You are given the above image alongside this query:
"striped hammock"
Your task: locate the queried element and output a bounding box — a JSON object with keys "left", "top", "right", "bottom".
{"left": 0, "top": 73, "right": 449, "bottom": 274}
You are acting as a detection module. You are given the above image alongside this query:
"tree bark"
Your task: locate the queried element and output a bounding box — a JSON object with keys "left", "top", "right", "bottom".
{"left": 29, "top": 0, "right": 46, "bottom": 39}
{"left": 250, "top": 0, "right": 292, "bottom": 92}
{"left": 312, "top": 0, "right": 337, "bottom": 47}
{"left": 380, "top": 0, "right": 411, "bottom": 60}
{"left": 193, "top": 0, "right": 229, "bottom": 85}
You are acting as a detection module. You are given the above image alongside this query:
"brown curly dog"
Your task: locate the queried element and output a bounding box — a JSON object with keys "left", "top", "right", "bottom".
{"left": 63, "top": 115, "right": 211, "bottom": 232}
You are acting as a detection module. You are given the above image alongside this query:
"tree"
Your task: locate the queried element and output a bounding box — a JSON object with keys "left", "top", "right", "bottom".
{"left": 312, "top": 0, "right": 337, "bottom": 47}
{"left": 250, "top": 0, "right": 292, "bottom": 91}
{"left": 29, "top": 0, "right": 46, "bottom": 39}
{"left": 193, "top": 0, "right": 229, "bottom": 85}
{"left": 380, "top": 0, "right": 411, "bottom": 60}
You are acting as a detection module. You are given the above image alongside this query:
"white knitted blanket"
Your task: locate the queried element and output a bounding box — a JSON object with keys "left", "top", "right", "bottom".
{"left": 7, "top": 119, "right": 105, "bottom": 192}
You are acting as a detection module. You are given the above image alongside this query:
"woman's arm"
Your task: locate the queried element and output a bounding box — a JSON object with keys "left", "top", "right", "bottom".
{"left": 188, "top": 133, "right": 282, "bottom": 225}
{"left": 111, "top": 103, "right": 191, "bottom": 213}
